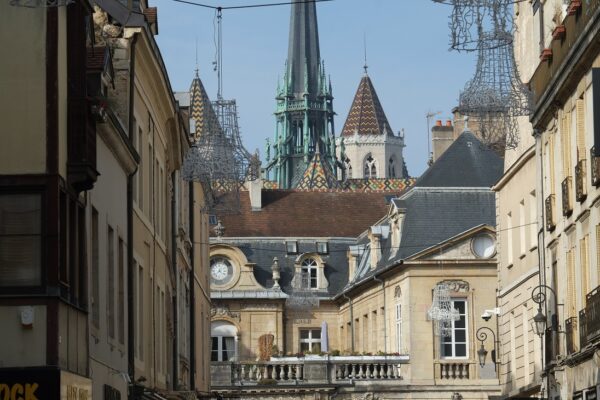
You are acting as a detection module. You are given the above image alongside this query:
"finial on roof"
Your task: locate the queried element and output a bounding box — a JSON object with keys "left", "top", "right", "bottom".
{"left": 363, "top": 33, "right": 369, "bottom": 75}
{"left": 195, "top": 36, "right": 199, "bottom": 75}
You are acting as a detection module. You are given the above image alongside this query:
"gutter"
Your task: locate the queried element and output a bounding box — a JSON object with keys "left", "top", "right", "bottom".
{"left": 189, "top": 181, "right": 196, "bottom": 391}
{"left": 171, "top": 171, "right": 178, "bottom": 390}
{"left": 127, "top": 32, "right": 139, "bottom": 400}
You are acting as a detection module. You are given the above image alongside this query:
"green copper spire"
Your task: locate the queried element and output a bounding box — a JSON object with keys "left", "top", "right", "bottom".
{"left": 265, "top": 0, "right": 337, "bottom": 189}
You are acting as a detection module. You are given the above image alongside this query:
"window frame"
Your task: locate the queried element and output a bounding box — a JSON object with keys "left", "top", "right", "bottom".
{"left": 0, "top": 190, "right": 45, "bottom": 294}
{"left": 286, "top": 240, "right": 298, "bottom": 255}
{"left": 300, "top": 257, "right": 319, "bottom": 289}
{"left": 440, "top": 298, "right": 469, "bottom": 359}
{"left": 299, "top": 328, "right": 322, "bottom": 353}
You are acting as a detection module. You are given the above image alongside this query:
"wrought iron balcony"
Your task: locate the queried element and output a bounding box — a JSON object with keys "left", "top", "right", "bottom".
{"left": 562, "top": 176, "right": 573, "bottom": 216}
{"left": 575, "top": 159, "right": 587, "bottom": 202}
{"left": 545, "top": 194, "right": 556, "bottom": 231}
{"left": 565, "top": 316, "right": 579, "bottom": 355}
{"left": 591, "top": 147, "right": 600, "bottom": 186}
{"left": 579, "top": 286, "right": 600, "bottom": 349}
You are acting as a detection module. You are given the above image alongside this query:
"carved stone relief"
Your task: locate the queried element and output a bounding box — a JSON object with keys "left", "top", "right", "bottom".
{"left": 437, "top": 279, "right": 470, "bottom": 293}
{"left": 211, "top": 304, "right": 240, "bottom": 321}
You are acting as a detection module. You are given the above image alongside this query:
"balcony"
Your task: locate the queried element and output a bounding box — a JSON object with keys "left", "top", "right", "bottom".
{"left": 211, "top": 355, "right": 409, "bottom": 387}
{"left": 434, "top": 360, "right": 475, "bottom": 380}
{"left": 562, "top": 177, "right": 573, "bottom": 216}
{"left": 529, "top": 0, "right": 600, "bottom": 107}
{"left": 545, "top": 194, "right": 556, "bottom": 231}
{"left": 591, "top": 147, "right": 600, "bottom": 186}
{"left": 575, "top": 160, "right": 587, "bottom": 202}
{"left": 579, "top": 286, "right": 600, "bottom": 349}
{"left": 565, "top": 316, "right": 578, "bottom": 355}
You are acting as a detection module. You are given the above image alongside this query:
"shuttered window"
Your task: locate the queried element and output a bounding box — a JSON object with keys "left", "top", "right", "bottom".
{"left": 567, "top": 249, "right": 577, "bottom": 317}
{"left": 576, "top": 98, "right": 586, "bottom": 162}
{"left": 581, "top": 235, "right": 590, "bottom": 306}
{"left": 562, "top": 113, "right": 572, "bottom": 178}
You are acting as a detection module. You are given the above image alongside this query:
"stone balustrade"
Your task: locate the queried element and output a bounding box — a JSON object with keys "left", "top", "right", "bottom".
{"left": 211, "top": 355, "right": 409, "bottom": 387}
{"left": 435, "top": 360, "right": 474, "bottom": 380}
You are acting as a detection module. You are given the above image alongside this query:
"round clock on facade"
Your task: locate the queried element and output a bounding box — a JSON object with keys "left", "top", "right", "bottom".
{"left": 210, "top": 256, "right": 234, "bottom": 285}
{"left": 471, "top": 234, "right": 496, "bottom": 259}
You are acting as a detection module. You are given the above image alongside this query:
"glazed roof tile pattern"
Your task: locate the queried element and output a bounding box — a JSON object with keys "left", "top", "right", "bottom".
{"left": 341, "top": 75, "right": 393, "bottom": 137}
{"left": 189, "top": 72, "right": 220, "bottom": 137}
{"left": 212, "top": 190, "right": 392, "bottom": 237}
{"left": 262, "top": 177, "right": 416, "bottom": 192}
{"left": 296, "top": 151, "right": 341, "bottom": 190}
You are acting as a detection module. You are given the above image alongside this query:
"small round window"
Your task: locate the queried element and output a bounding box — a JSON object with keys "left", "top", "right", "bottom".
{"left": 471, "top": 234, "right": 496, "bottom": 259}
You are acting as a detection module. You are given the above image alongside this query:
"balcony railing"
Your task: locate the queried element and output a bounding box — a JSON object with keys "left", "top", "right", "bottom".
{"left": 545, "top": 194, "right": 556, "bottom": 231}
{"left": 211, "top": 355, "right": 409, "bottom": 387}
{"left": 575, "top": 159, "right": 587, "bottom": 202}
{"left": 591, "top": 147, "right": 600, "bottom": 186}
{"left": 565, "top": 316, "right": 579, "bottom": 355}
{"left": 562, "top": 176, "right": 573, "bottom": 216}
{"left": 579, "top": 286, "right": 600, "bottom": 349}
{"left": 529, "top": 0, "right": 600, "bottom": 106}
{"left": 434, "top": 360, "right": 476, "bottom": 380}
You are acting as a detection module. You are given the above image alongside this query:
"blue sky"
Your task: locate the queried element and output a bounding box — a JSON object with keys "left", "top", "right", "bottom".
{"left": 154, "top": 0, "right": 477, "bottom": 177}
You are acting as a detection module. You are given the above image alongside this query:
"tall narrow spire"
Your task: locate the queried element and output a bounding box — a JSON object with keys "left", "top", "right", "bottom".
{"left": 287, "top": 0, "right": 321, "bottom": 98}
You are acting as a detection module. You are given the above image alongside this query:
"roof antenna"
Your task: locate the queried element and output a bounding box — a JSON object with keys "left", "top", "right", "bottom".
{"left": 363, "top": 32, "right": 368, "bottom": 75}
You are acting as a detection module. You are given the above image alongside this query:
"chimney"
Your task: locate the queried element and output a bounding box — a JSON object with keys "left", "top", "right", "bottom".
{"left": 431, "top": 118, "right": 454, "bottom": 163}
{"left": 368, "top": 225, "right": 390, "bottom": 270}
{"left": 248, "top": 176, "right": 263, "bottom": 211}
{"left": 347, "top": 246, "right": 360, "bottom": 282}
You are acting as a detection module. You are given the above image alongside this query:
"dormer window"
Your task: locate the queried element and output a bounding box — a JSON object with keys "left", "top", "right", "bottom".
{"left": 316, "top": 241, "right": 328, "bottom": 255}
{"left": 286, "top": 241, "right": 298, "bottom": 255}
{"left": 301, "top": 258, "right": 318, "bottom": 289}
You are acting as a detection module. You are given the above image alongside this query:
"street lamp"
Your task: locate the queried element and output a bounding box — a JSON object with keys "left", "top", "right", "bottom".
{"left": 530, "top": 285, "right": 560, "bottom": 337}
{"left": 475, "top": 326, "right": 497, "bottom": 368}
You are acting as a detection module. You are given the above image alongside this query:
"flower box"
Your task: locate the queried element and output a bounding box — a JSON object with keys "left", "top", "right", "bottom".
{"left": 540, "top": 48, "right": 553, "bottom": 62}
{"left": 552, "top": 25, "right": 566, "bottom": 40}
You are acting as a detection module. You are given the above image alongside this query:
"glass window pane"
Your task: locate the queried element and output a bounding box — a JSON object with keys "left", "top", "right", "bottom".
{"left": 212, "top": 337, "right": 219, "bottom": 351}
{"left": 312, "top": 329, "right": 321, "bottom": 339}
{"left": 443, "top": 344, "right": 452, "bottom": 356}
{"left": 300, "top": 330, "right": 309, "bottom": 339}
{"left": 0, "top": 194, "right": 41, "bottom": 235}
{"left": 0, "top": 236, "right": 42, "bottom": 287}
{"left": 455, "top": 318, "right": 466, "bottom": 328}
{"left": 300, "top": 343, "right": 309, "bottom": 352}
{"left": 455, "top": 344, "right": 467, "bottom": 357}
{"left": 454, "top": 301, "right": 465, "bottom": 314}
{"left": 455, "top": 330, "right": 466, "bottom": 342}
{"left": 211, "top": 351, "right": 219, "bottom": 362}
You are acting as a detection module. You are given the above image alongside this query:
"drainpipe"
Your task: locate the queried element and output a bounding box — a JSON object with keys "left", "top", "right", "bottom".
{"left": 171, "top": 171, "right": 178, "bottom": 390}
{"left": 188, "top": 181, "right": 196, "bottom": 391}
{"left": 127, "top": 32, "right": 138, "bottom": 400}
{"left": 373, "top": 275, "right": 387, "bottom": 354}
{"left": 342, "top": 292, "right": 354, "bottom": 352}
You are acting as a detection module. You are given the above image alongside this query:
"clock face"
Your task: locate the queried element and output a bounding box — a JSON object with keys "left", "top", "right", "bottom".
{"left": 210, "top": 257, "right": 233, "bottom": 285}
{"left": 472, "top": 234, "right": 496, "bottom": 259}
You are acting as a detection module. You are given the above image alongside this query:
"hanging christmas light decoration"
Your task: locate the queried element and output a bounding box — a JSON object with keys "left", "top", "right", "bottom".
{"left": 9, "top": 0, "right": 73, "bottom": 7}
{"left": 432, "top": 0, "right": 515, "bottom": 52}
{"left": 428, "top": 283, "right": 460, "bottom": 337}
{"left": 182, "top": 8, "right": 258, "bottom": 213}
{"left": 285, "top": 270, "right": 320, "bottom": 311}
{"left": 457, "top": 29, "right": 532, "bottom": 149}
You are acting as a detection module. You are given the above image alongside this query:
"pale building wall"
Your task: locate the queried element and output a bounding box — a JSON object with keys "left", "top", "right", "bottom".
{"left": 0, "top": 2, "right": 47, "bottom": 174}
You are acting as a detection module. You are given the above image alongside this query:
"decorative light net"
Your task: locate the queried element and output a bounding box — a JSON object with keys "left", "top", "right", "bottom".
{"left": 428, "top": 283, "right": 460, "bottom": 337}
{"left": 457, "top": 30, "right": 532, "bottom": 150}
{"left": 182, "top": 99, "right": 258, "bottom": 214}
{"left": 285, "top": 272, "right": 320, "bottom": 311}
{"left": 433, "top": 0, "right": 515, "bottom": 52}
{"left": 9, "top": 0, "right": 73, "bottom": 6}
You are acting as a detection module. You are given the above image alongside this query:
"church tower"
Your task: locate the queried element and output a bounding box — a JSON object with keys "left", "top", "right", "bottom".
{"left": 338, "top": 69, "right": 407, "bottom": 179}
{"left": 265, "top": 0, "right": 336, "bottom": 189}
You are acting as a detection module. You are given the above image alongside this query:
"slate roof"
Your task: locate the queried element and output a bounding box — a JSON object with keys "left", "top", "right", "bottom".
{"left": 212, "top": 190, "right": 392, "bottom": 238}
{"left": 217, "top": 239, "right": 353, "bottom": 296}
{"left": 415, "top": 130, "right": 503, "bottom": 188}
{"left": 341, "top": 74, "right": 394, "bottom": 137}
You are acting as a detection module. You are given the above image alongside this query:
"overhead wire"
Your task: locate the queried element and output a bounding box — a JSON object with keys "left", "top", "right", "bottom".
{"left": 169, "top": 0, "right": 333, "bottom": 10}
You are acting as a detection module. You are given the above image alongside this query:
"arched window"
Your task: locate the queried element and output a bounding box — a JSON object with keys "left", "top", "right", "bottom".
{"left": 301, "top": 258, "right": 318, "bottom": 289}
{"left": 364, "top": 155, "right": 377, "bottom": 178}
{"left": 211, "top": 321, "right": 237, "bottom": 361}
{"left": 388, "top": 157, "right": 397, "bottom": 178}
{"left": 344, "top": 158, "right": 352, "bottom": 179}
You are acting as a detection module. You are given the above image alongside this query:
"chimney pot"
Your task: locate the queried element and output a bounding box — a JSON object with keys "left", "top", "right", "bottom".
{"left": 435, "top": 120, "right": 442, "bottom": 127}
{"left": 446, "top": 120, "right": 452, "bottom": 127}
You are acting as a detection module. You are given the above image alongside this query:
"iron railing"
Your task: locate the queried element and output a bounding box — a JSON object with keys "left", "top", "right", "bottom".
{"left": 591, "top": 147, "right": 600, "bottom": 186}
{"left": 545, "top": 194, "right": 556, "bottom": 231}
{"left": 575, "top": 159, "right": 587, "bottom": 202}
{"left": 565, "top": 316, "right": 578, "bottom": 355}
{"left": 562, "top": 176, "right": 573, "bottom": 216}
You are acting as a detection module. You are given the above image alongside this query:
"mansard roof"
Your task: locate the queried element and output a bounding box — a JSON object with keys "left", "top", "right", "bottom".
{"left": 296, "top": 151, "right": 341, "bottom": 190}
{"left": 341, "top": 74, "right": 394, "bottom": 137}
{"left": 415, "top": 130, "right": 503, "bottom": 188}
